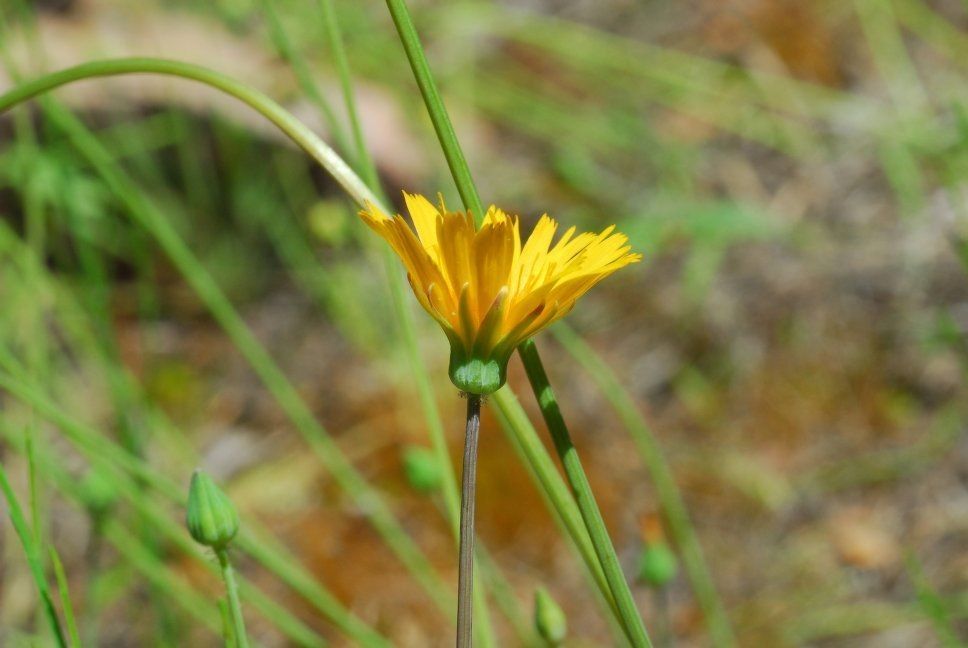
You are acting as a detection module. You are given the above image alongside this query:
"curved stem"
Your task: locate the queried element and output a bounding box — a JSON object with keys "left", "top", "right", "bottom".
{"left": 215, "top": 548, "right": 250, "bottom": 648}
{"left": 0, "top": 58, "right": 378, "bottom": 209}
{"left": 457, "top": 395, "right": 482, "bottom": 647}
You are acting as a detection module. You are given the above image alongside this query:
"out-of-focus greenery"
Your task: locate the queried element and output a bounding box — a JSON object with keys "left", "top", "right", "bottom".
{"left": 1, "top": 0, "right": 967, "bottom": 645}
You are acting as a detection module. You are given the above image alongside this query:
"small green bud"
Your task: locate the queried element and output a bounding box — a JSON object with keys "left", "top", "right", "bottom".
{"left": 402, "top": 446, "right": 442, "bottom": 493}
{"left": 186, "top": 470, "right": 239, "bottom": 549}
{"left": 534, "top": 586, "right": 567, "bottom": 645}
{"left": 637, "top": 542, "right": 678, "bottom": 587}
{"left": 80, "top": 468, "right": 118, "bottom": 516}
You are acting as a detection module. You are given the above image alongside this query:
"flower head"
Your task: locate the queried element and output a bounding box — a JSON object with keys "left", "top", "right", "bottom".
{"left": 361, "top": 193, "right": 641, "bottom": 394}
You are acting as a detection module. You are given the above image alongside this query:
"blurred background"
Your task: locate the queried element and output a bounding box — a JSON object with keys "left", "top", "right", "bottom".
{"left": 1, "top": 0, "right": 967, "bottom": 646}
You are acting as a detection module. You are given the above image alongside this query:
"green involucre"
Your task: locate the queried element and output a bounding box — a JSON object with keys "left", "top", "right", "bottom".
{"left": 448, "top": 345, "right": 513, "bottom": 395}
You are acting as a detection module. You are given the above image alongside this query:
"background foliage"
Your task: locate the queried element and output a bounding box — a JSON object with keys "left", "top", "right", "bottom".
{"left": 1, "top": 0, "right": 967, "bottom": 645}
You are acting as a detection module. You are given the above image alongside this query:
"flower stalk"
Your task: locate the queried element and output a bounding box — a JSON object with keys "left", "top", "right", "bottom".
{"left": 458, "top": 394, "right": 482, "bottom": 647}
{"left": 216, "top": 547, "right": 250, "bottom": 648}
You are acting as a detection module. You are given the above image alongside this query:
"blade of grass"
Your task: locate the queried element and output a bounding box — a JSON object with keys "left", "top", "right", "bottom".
{"left": 0, "top": 460, "right": 67, "bottom": 647}
{"left": 490, "top": 389, "right": 629, "bottom": 646}
{"left": 517, "top": 341, "right": 651, "bottom": 647}
{"left": 48, "top": 548, "right": 82, "bottom": 648}
{"left": 260, "top": 0, "right": 351, "bottom": 157}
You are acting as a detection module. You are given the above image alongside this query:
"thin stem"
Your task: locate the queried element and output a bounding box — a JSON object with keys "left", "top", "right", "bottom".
{"left": 518, "top": 340, "right": 651, "bottom": 647}
{"left": 458, "top": 394, "right": 482, "bottom": 648}
{"left": 0, "top": 58, "right": 380, "bottom": 209}
{"left": 216, "top": 548, "right": 250, "bottom": 648}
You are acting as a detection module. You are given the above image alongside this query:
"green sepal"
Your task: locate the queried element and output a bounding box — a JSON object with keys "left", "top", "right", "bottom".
{"left": 186, "top": 470, "right": 240, "bottom": 549}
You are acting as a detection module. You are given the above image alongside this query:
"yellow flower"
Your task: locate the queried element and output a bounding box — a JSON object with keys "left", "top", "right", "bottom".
{"left": 361, "top": 193, "right": 641, "bottom": 394}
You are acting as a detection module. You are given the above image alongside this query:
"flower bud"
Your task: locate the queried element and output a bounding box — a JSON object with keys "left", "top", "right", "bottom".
{"left": 186, "top": 470, "right": 239, "bottom": 549}
{"left": 534, "top": 586, "right": 567, "bottom": 645}
{"left": 637, "top": 542, "right": 678, "bottom": 587}
{"left": 403, "top": 446, "right": 442, "bottom": 493}
{"left": 80, "top": 468, "right": 118, "bottom": 517}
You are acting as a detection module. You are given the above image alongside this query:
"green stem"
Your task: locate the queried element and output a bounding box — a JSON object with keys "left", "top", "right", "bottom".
{"left": 489, "top": 388, "right": 628, "bottom": 644}
{"left": 457, "top": 395, "right": 482, "bottom": 648}
{"left": 552, "top": 325, "right": 735, "bottom": 647}
{"left": 216, "top": 548, "right": 251, "bottom": 648}
{"left": 518, "top": 340, "right": 651, "bottom": 647}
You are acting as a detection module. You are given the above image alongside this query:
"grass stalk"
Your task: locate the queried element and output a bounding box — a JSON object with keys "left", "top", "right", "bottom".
{"left": 517, "top": 340, "right": 651, "bottom": 647}
{"left": 0, "top": 461, "right": 67, "bottom": 647}
{"left": 259, "top": 0, "right": 351, "bottom": 156}
{"left": 49, "top": 548, "right": 82, "bottom": 648}
{"left": 0, "top": 413, "right": 332, "bottom": 648}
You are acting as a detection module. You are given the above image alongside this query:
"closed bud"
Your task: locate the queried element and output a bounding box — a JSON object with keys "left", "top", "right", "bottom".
{"left": 80, "top": 468, "right": 118, "bottom": 516}
{"left": 403, "top": 446, "right": 442, "bottom": 493}
{"left": 637, "top": 542, "right": 678, "bottom": 588}
{"left": 186, "top": 470, "right": 239, "bottom": 549}
{"left": 534, "top": 586, "right": 567, "bottom": 645}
